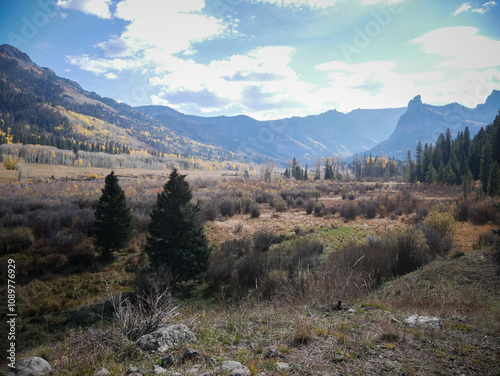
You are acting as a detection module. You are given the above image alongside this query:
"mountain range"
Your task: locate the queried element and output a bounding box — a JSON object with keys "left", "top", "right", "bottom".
{"left": 1, "top": 44, "right": 499, "bottom": 167}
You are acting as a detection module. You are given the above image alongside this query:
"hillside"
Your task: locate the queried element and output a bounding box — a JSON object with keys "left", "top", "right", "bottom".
{"left": 0, "top": 44, "right": 251, "bottom": 169}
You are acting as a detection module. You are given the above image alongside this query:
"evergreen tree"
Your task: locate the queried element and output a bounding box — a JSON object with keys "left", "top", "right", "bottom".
{"left": 415, "top": 141, "right": 423, "bottom": 182}
{"left": 425, "top": 162, "right": 437, "bottom": 184}
{"left": 94, "top": 171, "right": 133, "bottom": 261}
{"left": 487, "top": 161, "right": 500, "bottom": 196}
{"left": 461, "top": 168, "right": 474, "bottom": 198}
{"left": 407, "top": 151, "right": 417, "bottom": 184}
{"left": 145, "top": 168, "right": 210, "bottom": 283}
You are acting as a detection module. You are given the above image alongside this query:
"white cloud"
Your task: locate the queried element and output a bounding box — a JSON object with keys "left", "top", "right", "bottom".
{"left": 147, "top": 45, "right": 320, "bottom": 118}
{"left": 315, "top": 60, "right": 416, "bottom": 111}
{"left": 453, "top": 1, "right": 496, "bottom": 15}
{"left": 315, "top": 59, "right": 500, "bottom": 111}
{"left": 453, "top": 2, "right": 471, "bottom": 15}
{"left": 413, "top": 27, "right": 500, "bottom": 69}
{"left": 104, "top": 72, "right": 118, "bottom": 79}
{"left": 57, "top": 0, "right": 112, "bottom": 19}
{"left": 66, "top": 55, "right": 139, "bottom": 75}
{"left": 361, "top": 0, "right": 404, "bottom": 5}
{"left": 109, "top": 0, "right": 229, "bottom": 57}
{"left": 252, "top": 0, "right": 404, "bottom": 7}
{"left": 250, "top": 0, "right": 339, "bottom": 8}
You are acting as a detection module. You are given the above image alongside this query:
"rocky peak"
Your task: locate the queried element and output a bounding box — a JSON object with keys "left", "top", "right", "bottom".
{"left": 0, "top": 44, "right": 33, "bottom": 64}
{"left": 407, "top": 95, "right": 423, "bottom": 111}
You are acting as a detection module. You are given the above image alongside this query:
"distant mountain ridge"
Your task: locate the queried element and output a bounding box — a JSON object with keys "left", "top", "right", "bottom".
{"left": 137, "top": 106, "right": 406, "bottom": 164}
{"left": 368, "top": 92, "right": 500, "bottom": 159}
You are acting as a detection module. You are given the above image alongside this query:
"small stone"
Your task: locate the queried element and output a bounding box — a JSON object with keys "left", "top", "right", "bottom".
{"left": 136, "top": 324, "right": 197, "bottom": 353}
{"left": 93, "top": 368, "right": 110, "bottom": 376}
{"left": 215, "top": 361, "right": 251, "bottom": 376}
{"left": 403, "top": 314, "right": 442, "bottom": 328}
{"left": 153, "top": 365, "right": 168, "bottom": 374}
{"left": 182, "top": 349, "right": 200, "bottom": 362}
{"left": 266, "top": 346, "right": 286, "bottom": 359}
{"left": 161, "top": 354, "right": 175, "bottom": 368}
{"left": 187, "top": 365, "right": 202, "bottom": 374}
{"left": 277, "top": 362, "right": 290, "bottom": 370}
{"left": 127, "top": 366, "right": 146, "bottom": 375}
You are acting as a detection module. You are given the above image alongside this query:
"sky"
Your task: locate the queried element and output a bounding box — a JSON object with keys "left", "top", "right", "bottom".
{"left": 1, "top": 0, "right": 500, "bottom": 120}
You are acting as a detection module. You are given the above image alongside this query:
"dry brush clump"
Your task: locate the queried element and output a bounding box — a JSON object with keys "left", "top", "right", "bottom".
{"left": 455, "top": 196, "right": 498, "bottom": 224}
{"left": 108, "top": 281, "right": 178, "bottom": 341}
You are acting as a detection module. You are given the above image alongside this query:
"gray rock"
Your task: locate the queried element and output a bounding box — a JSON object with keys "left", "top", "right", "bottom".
{"left": 215, "top": 361, "right": 251, "bottom": 376}
{"left": 403, "top": 314, "right": 442, "bottom": 328}
{"left": 182, "top": 349, "right": 200, "bottom": 362}
{"left": 2, "top": 357, "right": 52, "bottom": 376}
{"left": 160, "top": 354, "right": 175, "bottom": 368}
{"left": 93, "top": 368, "right": 110, "bottom": 376}
{"left": 127, "top": 365, "right": 146, "bottom": 375}
{"left": 136, "top": 324, "right": 196, "bottom": 352}
{"left": 276, "top": 362, "right": 290, "bottom": 370}
{"left": 153, "top": 365, "right": 168, "bottom": 374}
{"left": 265, "top": 346, "right": 286, "bottom": 359}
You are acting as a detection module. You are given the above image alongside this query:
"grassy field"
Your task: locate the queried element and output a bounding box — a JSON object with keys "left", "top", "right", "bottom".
{"left": 0, "top": 164, "right": 499, "bottom": 375}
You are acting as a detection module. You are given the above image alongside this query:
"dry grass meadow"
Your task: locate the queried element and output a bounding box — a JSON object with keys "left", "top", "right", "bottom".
{"left": 0, "top": 164, "right": 499, "bottom": 375}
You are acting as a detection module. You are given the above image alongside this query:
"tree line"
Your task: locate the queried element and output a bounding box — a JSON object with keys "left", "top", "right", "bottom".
{"left": 407, "top": 111, "right": 500, "bottom": 196}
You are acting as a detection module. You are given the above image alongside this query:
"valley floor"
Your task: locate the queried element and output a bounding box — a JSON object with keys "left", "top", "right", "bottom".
{"left": 0, "top": 165, "right": 498, "bottom": 375}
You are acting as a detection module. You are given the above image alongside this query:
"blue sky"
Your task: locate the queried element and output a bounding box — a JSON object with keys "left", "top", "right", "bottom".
{"left": 1, "top": 0, "right": 500, "bottom": 119}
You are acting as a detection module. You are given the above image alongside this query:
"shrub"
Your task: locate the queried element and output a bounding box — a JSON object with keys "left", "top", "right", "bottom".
{"left": 314, "top": 204, "right": 322, "bottom": 216}
{"left": 294, "top": 197, "right": 305, "bottom": 207}
{"left": 272, "top": 197, "right": 287, "bottom": 213}
{"left": 253, "top": 230, "right": 276, "bottom": 252}
{"left": 471, "top": 198, "right": 497, "bottom": 224}
{"left": 242, "top": 196, "right": 254, "bottom": 213}
{"left": 0, "top": 226, "right": 35, "bottom": 254}
{"left": 359, "top": 199, "right": 378, "bottom": 219}
{"left": 199, "top": 198, "right": 218, "bottom": 222}
{"left": 391, "top": 227, "right": 430, "bottom": 275}
{"left": 220, "top": 198, "right": 236, "bottom": 217}
{"left": 418, "top": 210, "right": 455, "bottom": 257}
{"left": 305, "top": 199, "right": 315, "bottom": 215}
{"left": 325, "top": 228, "right": 431, "bottom": 288}
{"left": 67, "top": 240, "right": 95, "bottom": 266}
{"left": 2, "top": 155, "right": 17, "bottom": 170}
{"left": 249, "top": 203, "right": 261, "bottom": 218}
{"left": 233, "top": 198, "right": 242, "bottom": 214}
{"left": 268, "top": 240, "right": 323, "bottom": 273}
{"left": 340, "top": 202, "right": 358, "bottom": 221}
{"left": 455, "top": 198, "right": 472, "bottom": 222}
{"left": 473, "top": 231, "right": 497, "bottom": 249}
{"left": 108, "top": 282, "right": 178, "bottom": 341}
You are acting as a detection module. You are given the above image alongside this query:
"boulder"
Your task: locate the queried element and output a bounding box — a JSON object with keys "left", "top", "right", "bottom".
{"left": 2, "top": 357, "right": 51, "bottom": 376}
{"left": 136, "top": 324, "right": 196, "bottom": 352}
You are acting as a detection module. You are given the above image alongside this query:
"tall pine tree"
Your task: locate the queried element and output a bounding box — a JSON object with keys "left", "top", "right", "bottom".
{"left": 94, "top": 171, "right": 133, "bottom": 261}
{"left": 145, "top": 168, "right": 210, "bottom": 283}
